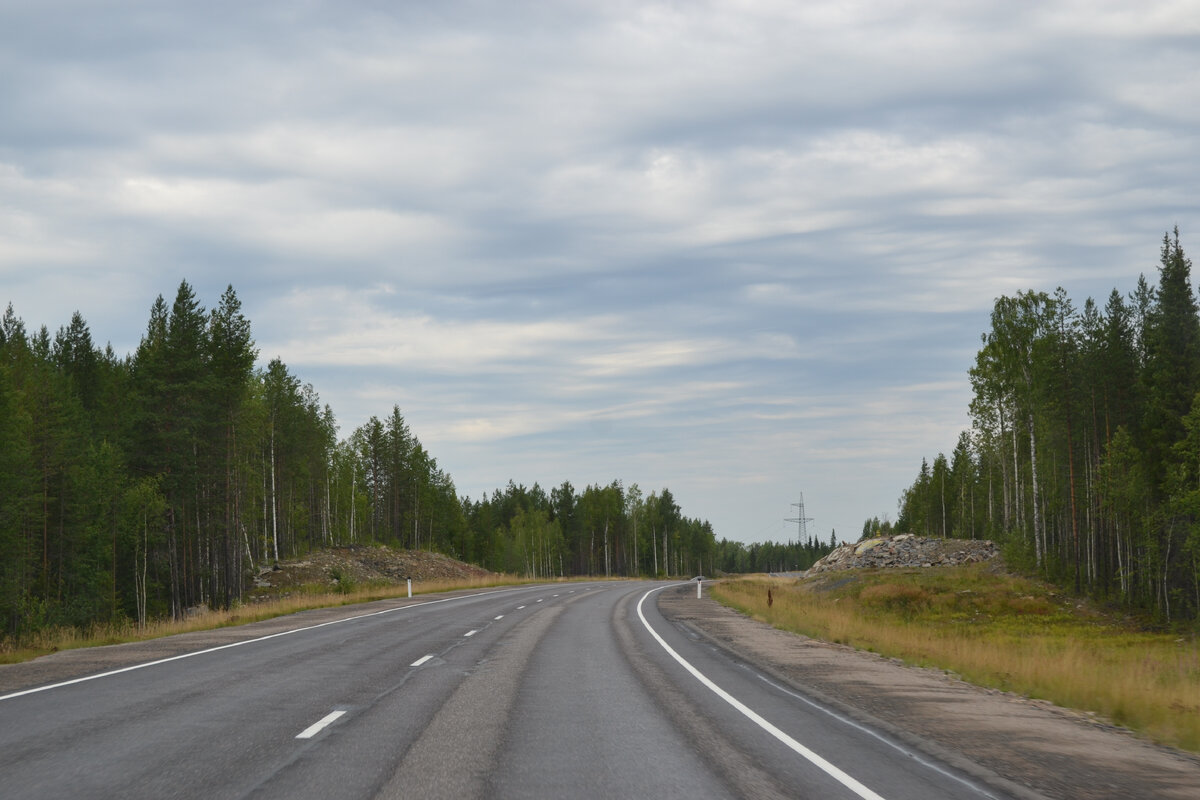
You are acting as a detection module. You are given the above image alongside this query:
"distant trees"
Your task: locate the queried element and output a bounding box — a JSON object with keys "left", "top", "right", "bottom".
{"left": 458, "top": 480, "right": 720, "bottom": 578}
{"left": 892, "top": 230, "right": 1200, "bottom": 621}
{"left": 711, "top": 535, "right": 834, "bottom": 575}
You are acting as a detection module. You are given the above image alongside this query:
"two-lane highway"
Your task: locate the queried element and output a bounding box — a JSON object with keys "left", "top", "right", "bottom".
{"left": 0, "top": 581, "right": 1017, "bottom": 799}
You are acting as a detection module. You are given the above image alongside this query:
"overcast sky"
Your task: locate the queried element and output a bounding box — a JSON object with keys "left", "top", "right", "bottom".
{"left": 3, "top": 1, "right": 1198, "bottom": 545}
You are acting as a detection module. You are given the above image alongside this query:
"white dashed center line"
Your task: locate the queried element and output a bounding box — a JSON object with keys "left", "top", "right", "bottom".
{"left": 296, "top": 710, "right": 346, "bottom": 739}
{"left": 410, "top": 654, "right": 434, "bottom": 667}
{"left": 464, "top": 629, "right": 477, "bottom": 637}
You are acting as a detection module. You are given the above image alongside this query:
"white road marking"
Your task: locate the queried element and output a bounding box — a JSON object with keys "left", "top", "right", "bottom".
{"left": 0, "top": 587, "right": 527, "bottom": 703}
{"left": 636, "top": 586, "right": 887, "bottom": 800}
{"left": 296, "top": 709, "right": 346, "bottom": 739}
{"left": 410, "top": 654, "right": 434, "bottom": 667}
{"left": 754, "top": 673, "right": 1001, "bottom": 799}
{"left": 494, "top": 615, "right": 504, "bottom": 620}
{"left": 536, "top": 598, "right": 544, "bottom": 603}
{"left": 517, "top": 605, "right": 526, "bottom": 609}
{"left": 464, "top": 629, "right": 477, "bottom": 637}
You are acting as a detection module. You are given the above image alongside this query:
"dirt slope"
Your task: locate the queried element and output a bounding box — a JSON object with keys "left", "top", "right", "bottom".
{"left": 250, "top": 546, "right": 494, "bottom": 599}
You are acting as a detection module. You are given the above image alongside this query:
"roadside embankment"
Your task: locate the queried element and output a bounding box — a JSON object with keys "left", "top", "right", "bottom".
{"left": 708, "top": 565, "right": 1200, "bottom": 754}
{"left": 1, "top": 547, "right": 505, "bottom": 665}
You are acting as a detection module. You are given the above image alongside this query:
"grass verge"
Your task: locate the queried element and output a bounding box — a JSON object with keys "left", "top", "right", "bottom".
{"left": 710, "top": 565, "right": 1200, "bottom": 753}
{"left": 0, "top": 573, "right": 538, "bottom": 665}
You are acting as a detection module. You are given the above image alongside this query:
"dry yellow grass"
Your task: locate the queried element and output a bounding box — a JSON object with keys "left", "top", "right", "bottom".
{"left": 0, "top": 573, "right": 532, "bottom": 665}
{"left": 711, "top": 568, "right": 1200, "bottom": 753}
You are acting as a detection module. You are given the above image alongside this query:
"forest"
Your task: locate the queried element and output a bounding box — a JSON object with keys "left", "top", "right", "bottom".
{"left": 0, "top": 280, "right": 818, "bottom": 641}
{"left": 892, "top": 229, "right": 1200, "bottom": 622}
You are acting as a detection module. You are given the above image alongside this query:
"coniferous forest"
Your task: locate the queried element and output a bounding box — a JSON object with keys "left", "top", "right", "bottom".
{"left": 892, "top": 230, "right": 1200, "bottom": 622}
{"left": 0, "top": 280, "right": 814, "bottom": 641}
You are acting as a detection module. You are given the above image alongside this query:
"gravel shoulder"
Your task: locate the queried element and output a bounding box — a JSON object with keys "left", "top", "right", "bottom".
{"left": 658, "top": 583, "right": 1200, "bottom": 800}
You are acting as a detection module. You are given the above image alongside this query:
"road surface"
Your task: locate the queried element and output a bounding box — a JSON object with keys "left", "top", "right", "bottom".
{"left": 1, "top": 580, "right": 1019, "bottom": 799}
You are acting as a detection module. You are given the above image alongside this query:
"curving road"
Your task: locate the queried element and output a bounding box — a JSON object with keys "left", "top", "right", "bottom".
{"left": 0, "top": 581, "right": 1015, "bottom": 799}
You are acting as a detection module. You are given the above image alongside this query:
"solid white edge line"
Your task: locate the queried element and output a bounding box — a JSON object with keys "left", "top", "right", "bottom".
{"left": 636, "top": 586, "right": 887, "bottom": 800}
{"left": 754, "top": 674, "right": 1001, "bottom": 800}
{"left": 296, "top": 709, "right": 346, "bottom": 739}
{"left": 0, "top": 586, "right": 526, "bottom": 703}
{"left": 410, "top": 654, "right": 434, "bottom": 667}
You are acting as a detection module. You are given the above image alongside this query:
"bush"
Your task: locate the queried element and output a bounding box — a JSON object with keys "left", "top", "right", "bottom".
{"left": 328, "top": 567, "right": 356, "bottom": 595}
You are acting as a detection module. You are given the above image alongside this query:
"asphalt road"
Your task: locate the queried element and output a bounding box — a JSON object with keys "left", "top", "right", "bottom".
{"left": 0, "top": 581, "right": 1015, "bottom": 799}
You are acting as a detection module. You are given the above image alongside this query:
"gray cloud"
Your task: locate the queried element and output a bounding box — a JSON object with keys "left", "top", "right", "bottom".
{"left": 2, "top": 0, "right": 1198, "bottom": 541}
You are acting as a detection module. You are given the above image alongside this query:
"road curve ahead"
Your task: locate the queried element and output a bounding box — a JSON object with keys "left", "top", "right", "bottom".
{"left": 0, "top": 581, "right": 1016, "bottom": 799}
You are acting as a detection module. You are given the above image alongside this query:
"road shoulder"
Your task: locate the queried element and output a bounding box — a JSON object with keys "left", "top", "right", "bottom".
{"left": 657, "top": 584, "right": 1200, "bottom": 800}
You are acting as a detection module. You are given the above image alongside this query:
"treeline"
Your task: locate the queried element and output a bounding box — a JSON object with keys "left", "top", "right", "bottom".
{"left": 458, "top": 481, "right": 834, "bottom": 577}
{"left": 458, "top": 481, "right": 720, "bottom": 578}
{"left": 713, "top": 534, "right": 835, "bottom": 575}
{"left": 0, "top": 280, "right": 750, "bottom": 640}
{"left": 893, "top": 230, "right": 1200, "bottom": 621}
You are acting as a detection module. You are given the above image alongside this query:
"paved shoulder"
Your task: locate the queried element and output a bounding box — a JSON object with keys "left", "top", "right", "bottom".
{"left": 657, "top": 584, "right": 1200, "bottom": 800}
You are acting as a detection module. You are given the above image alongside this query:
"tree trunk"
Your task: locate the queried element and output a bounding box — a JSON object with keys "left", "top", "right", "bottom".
{"left": 663, "top": 528, "right": 668, "bottom": 578}
{"left": 270, "top": 422, "right": 279, "bottom": 563}
{"left": 604, "top": 517, "right": 610, "bottom": 578}
{"left": 1028, "top": 408, "right": 1043, "bottom": 567}
{"left": 652, "top": 524, "right": 658, "bottom": 576}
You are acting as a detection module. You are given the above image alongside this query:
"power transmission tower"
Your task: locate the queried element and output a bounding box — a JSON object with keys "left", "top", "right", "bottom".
{"left": 785, "top": 493, "right": 814, "bottom": 543}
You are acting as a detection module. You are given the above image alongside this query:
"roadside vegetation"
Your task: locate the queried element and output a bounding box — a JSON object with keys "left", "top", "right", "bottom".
{"left": 891, "top": 231, "right": 1200, "bottom": 624}
{"left": 0, "top": 573, "right": 528, "bottom": 666}
{"left": 710, "top": 564, "right": 1200, "bottom": 753}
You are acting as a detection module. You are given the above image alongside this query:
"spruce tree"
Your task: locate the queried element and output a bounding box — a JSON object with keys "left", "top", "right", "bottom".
{"left": 1142, "top": 228, "right": 1200, "bottom": 493}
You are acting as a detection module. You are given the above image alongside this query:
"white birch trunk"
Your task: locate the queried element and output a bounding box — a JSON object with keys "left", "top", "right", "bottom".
{"left": 270, "top": 421, "right": 279, "bottom": 563}
{"left": 1028, "top": 408, "right": 1042, "bottom": 567}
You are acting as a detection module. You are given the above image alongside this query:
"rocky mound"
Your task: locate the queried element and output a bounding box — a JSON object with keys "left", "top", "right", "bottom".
{"left": 806, "top": 534, "right": 997, "bottom": 574}
{"left": 251, "top": 545, "right": 494, "bottom": 598}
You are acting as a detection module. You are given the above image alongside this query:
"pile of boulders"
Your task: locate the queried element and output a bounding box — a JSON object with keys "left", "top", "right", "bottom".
{"left": 806, "top": 534, "right": 997, "bottom": 574}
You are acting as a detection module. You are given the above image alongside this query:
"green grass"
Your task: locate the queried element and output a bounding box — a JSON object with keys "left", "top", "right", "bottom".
{"left": 710, "top": 565, "right": 1200, "bottom": 753}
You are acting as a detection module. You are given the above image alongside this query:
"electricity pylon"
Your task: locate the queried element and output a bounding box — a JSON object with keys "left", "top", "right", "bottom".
{"left": 785, "top": 493, "right": 814, "bottom": 543}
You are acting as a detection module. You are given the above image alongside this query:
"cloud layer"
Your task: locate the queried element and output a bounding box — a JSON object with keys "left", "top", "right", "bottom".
{"left": 3, "top": 1, "right": 1198, "bottom": 542}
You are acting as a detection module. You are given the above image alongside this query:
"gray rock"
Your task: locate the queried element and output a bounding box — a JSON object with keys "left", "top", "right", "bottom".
{"left": 806, "top": 535, "right": 997, "bottom": 574}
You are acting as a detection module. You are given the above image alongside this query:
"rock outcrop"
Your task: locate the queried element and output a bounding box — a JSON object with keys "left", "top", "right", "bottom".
{"left": 806, "top": 534, "right": 997, "bottom": 574}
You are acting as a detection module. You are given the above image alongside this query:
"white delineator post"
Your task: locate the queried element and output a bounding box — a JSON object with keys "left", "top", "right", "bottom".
{"left": 697, "top": 579, "right": 702, "bottom": 599}
{"left": 407, "top": 578, "right": 412, "bottom": 598}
